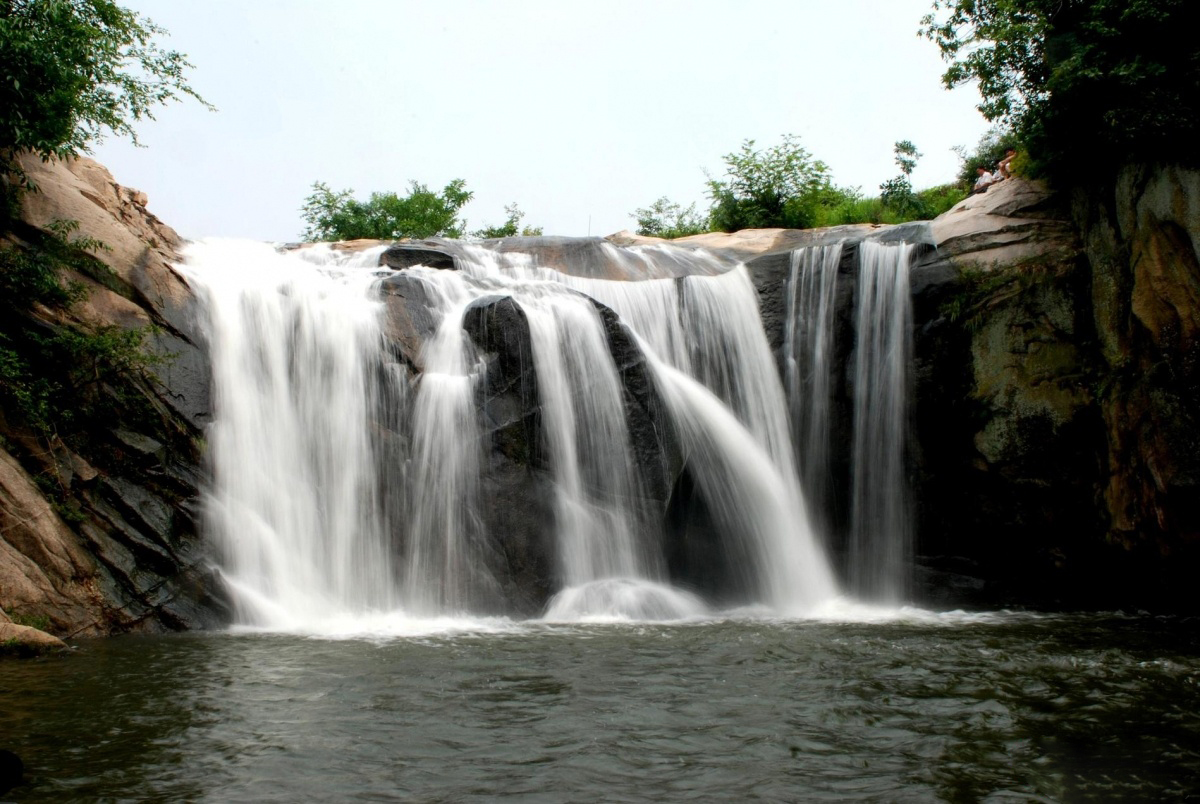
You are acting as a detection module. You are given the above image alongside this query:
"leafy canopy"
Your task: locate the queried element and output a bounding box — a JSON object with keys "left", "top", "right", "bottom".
{"left": 707, "top": 135, "right": 846, "bottom": 231}
{"left": 921, "top": 0, "right": 1200, "bottom": 181}
{"left": 300, "top": 180, "right": 474, "bottom": 241}
{"left": 0, "top": 0, "right": 210, "bottom": 168}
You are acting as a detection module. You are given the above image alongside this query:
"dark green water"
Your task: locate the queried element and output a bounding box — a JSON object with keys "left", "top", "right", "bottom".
{"left": 2, "top": 613, "right": 1199, "bottom": 802}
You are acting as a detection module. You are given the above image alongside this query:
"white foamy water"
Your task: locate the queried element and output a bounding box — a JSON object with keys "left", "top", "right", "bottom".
{"left": 179, "top": 240, "right": 398, "bottom": 626}
{"left": 784, "top": 244, "right": 843, "bottom": 536}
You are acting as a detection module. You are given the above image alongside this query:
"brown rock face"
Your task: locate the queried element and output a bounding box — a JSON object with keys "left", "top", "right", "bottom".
{"left": 0, "top": 450, "right": 105, "bottom": 636}
{"left": 1088, "top": 166, "right": 1200, "bottom": 559}
{"left": 1, "top": 154, "right": 226, "bottom": 637}
{"left": 0, "top": 621, "right": 69, "bottom": 653}
{"left": 904, "top": 165, "right": 1200, "bottom": 610}
{"left": 929, "top": 177, "right": 1079, "bottom": 269}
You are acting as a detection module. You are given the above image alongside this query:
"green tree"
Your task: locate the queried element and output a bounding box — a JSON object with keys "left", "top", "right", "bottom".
{"left": 706, "top": 135, "right": 850, "bottom": 231}
{"left": 0, "top": 0, "right": 210, "bottom": 181}
{"left": 921, "top": 0, "right": 1200, "bottom": 181}
{"left": 880, "top": 139, "right": 922, "bottom": 213}
{"left": 300, "top": 179, "right": 473, "bottom": 241}
{"left": 472, "top": 202, "right": 542, "bottom": 239}
{"left": 632, "top": 196, "right": 708, "bottom": 239}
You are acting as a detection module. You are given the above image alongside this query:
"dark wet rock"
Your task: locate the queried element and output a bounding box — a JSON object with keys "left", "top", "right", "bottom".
{"left": 906, "top": 169, "right": 1200, "bottom": 611}
{"left": 378, "top": 273, "right": 441, "bottom": 369}
{"left": 462, "top": 295, "right": 555, "bottom": 613}
{"left": 381, "top": 242, "right": 457, "bottom": 271}
{"left": 588, "top": 301, "right": 681, "bottom": 504}
{"left": 663, "top": 467, "right": 756, "bottom": 605}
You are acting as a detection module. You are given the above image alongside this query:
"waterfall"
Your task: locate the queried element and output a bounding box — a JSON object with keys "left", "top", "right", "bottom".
{"left": 180, "top": 240, "right": 398, "bottom": 627}
{"left": 403, "top": 274, "right": 491, "bottom": 614}
{"left": 183, "top": 237, "right": 843, "bottom": 626}
{"left": 783, "top": 244, "right": 843, "bottom": 535}
{"left": 848, "top": 241, "right": 915, "bottom": 602}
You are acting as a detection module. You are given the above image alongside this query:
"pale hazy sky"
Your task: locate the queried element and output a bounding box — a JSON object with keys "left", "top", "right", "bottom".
{"left": 92, "top": 0, "right": 989, "bottom": 242}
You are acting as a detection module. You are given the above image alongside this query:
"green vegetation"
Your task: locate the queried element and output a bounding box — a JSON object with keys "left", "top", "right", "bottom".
{"left": 632, "top": 197, "right": 708, "bottom": 239}
{"left": 879, "top": 140, "right": 922, "bottom": 215}
{"left": 0, "top": 222, "right": 166, "bottom": 441}
{"left": 706, "top": 135, "right": 851, "bottom": 231}
{"left": 300, "top": 180, "right": 473, "bottom": 241}
{"left": 921, "top": 0, "right": 1200, "bottom": 182}
{"left": 0, "top": 0, "right": 210, "bottom": 184}
{"left": 10, "top": 612, "right": 51, "bottom": 631}
{"left": 633, "top": 135, "right": 966, "bottom": 238}
{"left": 0, "top": 0, "right": 192, "bottom": 503}
{"left": 300, "top": 182, "right": 544, "bottom": 242}
{"left": 953, "top": 126, "right": 1024, "bottom": 187}
{"left": 472, "top": 203, "right": 543, "bottom": 239}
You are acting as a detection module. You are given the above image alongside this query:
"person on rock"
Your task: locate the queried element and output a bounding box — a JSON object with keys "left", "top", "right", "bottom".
{"left": 973, "top": 167, "right": 998, "bottom": 193}
{"left": 997, "top": 149, "right": 1018, "bottom": 179}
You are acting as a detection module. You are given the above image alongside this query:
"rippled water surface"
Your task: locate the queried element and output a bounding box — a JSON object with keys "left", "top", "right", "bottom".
{"left": 3, "top": 613, "right": 1199, "bottom": 801}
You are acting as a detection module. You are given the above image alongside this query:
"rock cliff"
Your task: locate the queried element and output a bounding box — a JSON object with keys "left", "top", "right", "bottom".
{"left": 1, "top": 155, "right": 226, "bottom": 649}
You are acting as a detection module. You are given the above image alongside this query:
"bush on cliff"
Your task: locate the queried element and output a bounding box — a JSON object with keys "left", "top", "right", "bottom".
{"left": 632, "top": 197, "right": 709, "bottom": 239}
{"left": 471, "top": 203, "right": 543, "bottom": 239}
{"left": 633, "top": 136, "right": 965, "bottom": 237}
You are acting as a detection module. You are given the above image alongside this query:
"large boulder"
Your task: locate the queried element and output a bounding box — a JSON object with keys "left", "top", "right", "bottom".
{"left": 461, "top": 294, "right": 555, "bottom": 614}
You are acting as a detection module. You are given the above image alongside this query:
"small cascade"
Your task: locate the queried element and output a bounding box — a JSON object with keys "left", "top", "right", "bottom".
{"left": 520, "top": 295, "right": 651, "bottom": 584}
{"left": 783, "top": 244, "right": 843, "bottom": 535}
{"left": 180, "top": 240, "right": 398, "bottom": 627}
{"left": 402, "top": 273, "right": 491, "bottom": 614}
{"left": 848, "top": 241, "right": 915, "bottom": 602}
{"left": 394, "top": 249, "right": 669, "bottom": 619}
{"left": 648, "top": 360, "right": 839, "bottom": 612}
{"left": 524, "top": 258, "right": 837, "bottom": 613}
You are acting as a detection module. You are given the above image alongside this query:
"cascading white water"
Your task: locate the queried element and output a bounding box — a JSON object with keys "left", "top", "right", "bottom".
{"left": 180, "top": 240, "right": 398, "bottom": 627}
{"left": 647, "top": 360, "right": 839, "bottom": 612}
{"left": 185, "top": 237, "right": 844, "bottom": 626}
{"left": 784, "top": 245, "right": 843, "bottom": 535}
{"left": 402, "top": 272, "right": 491, "bottom": 614}
{"left": 849, "top": 241, "right": 915, "bottom": 602}
{"left": 518, "top": 254, "right": 838, "bottom": 614}
{"left": 393, "top": 249, "right": 676, "bottom": 619}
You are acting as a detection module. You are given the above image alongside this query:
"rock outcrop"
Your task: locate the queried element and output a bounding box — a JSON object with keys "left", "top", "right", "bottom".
{"left": 840, "top": 174, "right": 1199, "bottom": 610}
{"left": 1, "top": 155, "right": 226, "bottom": 641}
